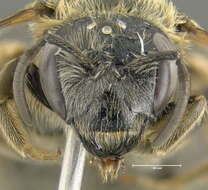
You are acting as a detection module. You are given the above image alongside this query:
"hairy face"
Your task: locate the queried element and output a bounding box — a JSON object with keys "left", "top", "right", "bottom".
{"left": 39, "top": 14, "right": 177, "bottom": 158}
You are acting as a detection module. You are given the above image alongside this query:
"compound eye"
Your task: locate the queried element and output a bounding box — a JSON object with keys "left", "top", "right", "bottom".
{"left": 153, "top": 33, "right": 178, "bottom": 114}
{"left": 39, "top": 43, "right": 66, "bottom": 119}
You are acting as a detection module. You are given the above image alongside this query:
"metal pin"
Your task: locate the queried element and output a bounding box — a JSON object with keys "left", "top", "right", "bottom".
{"left": 58, "top": 128, "right": 86, "bottom": 190}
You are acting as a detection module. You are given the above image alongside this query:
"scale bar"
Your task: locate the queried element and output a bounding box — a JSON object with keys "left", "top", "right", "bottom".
{"left": 132, "top": 164, "right": 182, "bottom": 168}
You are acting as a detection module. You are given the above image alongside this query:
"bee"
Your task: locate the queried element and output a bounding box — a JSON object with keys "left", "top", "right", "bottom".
{"left": 0, "top": 0, "right": 208, "bottom": 189}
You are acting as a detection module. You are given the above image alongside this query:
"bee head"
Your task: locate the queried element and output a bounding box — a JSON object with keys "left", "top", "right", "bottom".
{"left": 39, "top": 14, "right": 178, "bottom": 159}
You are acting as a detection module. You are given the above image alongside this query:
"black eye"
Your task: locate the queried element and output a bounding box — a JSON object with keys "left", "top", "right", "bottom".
{"left": 153, "top": 33, "right": 178, "bottom": 114}
{"left": 39, "top": 43, "right": 66, "bottom": 119}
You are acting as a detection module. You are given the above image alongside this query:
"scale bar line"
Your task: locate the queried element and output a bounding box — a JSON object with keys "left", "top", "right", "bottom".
{"left": 132, "top": 164, "right": 182, "bottom": 167}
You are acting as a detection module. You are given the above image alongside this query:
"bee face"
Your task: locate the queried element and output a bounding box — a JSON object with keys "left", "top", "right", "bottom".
{"left": 1, "top": 0, "right": 208, "bottom": 186}
{"left": 40, "top": 14, "right": 177, "bottom": 158}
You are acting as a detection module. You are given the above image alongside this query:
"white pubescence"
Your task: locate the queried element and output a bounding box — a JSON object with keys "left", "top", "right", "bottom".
{"left": 137, "top": 32, "right": 145, "bottom": 55}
